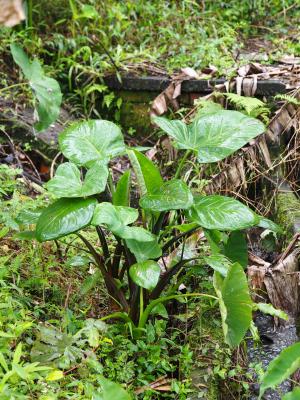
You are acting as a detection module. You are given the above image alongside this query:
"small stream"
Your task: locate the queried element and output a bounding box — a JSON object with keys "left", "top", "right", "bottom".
{"left": 248, "top": 313, "right": 298, "bottom": 399}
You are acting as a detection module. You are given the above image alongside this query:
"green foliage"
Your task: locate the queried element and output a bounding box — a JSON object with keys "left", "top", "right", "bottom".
{"left": 129, "top": 261, "right": 161, "bottom": 291}
{"left": 224, "top": 93, "right": 270, "bottom": 121}
{"left": 0, "top": 165, "right": 22, "bottom": 198}
{"left": 257, "top": 217, "right": 283, "bottom": 233}
{"left": 46, "top": 161, "right": 108, "bottom": 198}
{"left": 282, "top": 387, "right": 300, "bottom": 400}
{"left": 203, "top": 254, "right": 231, "bottom": 277}
{"left": 259, "top": 342, "right": 300, "bottom": 399}
{"left": 187, "top": 195, "right": 259, "bottom": 231}
{"left": 16, "top": 110, "right": 276, "bottom": 351}
{"left": 36, "top": 197, "right": 97, "bottom": 241}
{"left": 1, "top": 95, "right": 286, "bottom": 397}
{"left": 113, "top": 171, "right": 131, "bottom": 207}
{"left": 58, "top": 120, "right": 125, "bottom": 167}
{"left": 10, "top": 44, "right": 62, "bottom": 132}
{"left": 253, "top": 303, "right": 288, "bottom": 321}
{"left": 274, "top": 94, "right": 300, "bottom": 106}
{"left": 153, "top": 110, "right": 265, "bottom": 163}
{"left": 213, "top": 263, "right": 253, "bottom": 348}
{"left": 98, "top": 376, "right": 132, "bottom": 400}
{"left": 223, "top": 231, "right": 248, "bottom": 268}
{"left": 127, "top": 149, "right": 163, "bottom": 196}
{"left": 140, "top": 179, "right": 193, "bottom": 212}
{"left": 1, "top": 0, "right": 298, "bottom": 121}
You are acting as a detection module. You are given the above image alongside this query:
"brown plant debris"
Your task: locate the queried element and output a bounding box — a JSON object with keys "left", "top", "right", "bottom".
{"left": 248, "top": 233, "right": 300, "bottom": 318}
{"left": 0, "top": 0, "right": 25, "bottom": 27}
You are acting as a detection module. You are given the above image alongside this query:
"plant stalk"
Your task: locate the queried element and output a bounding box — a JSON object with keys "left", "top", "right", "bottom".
{"left": 139, "top": 288, "right": 144, "bottom": 325}
{"left": 138, "top": 292, "right": 218, "bottom": 331}
{"left": 27, "top": 0, "right": 33, "bottom": 29}
{"left": 174, "top": 149, "right": 192, "bottom": 179}
{"left": 0, "top": 83, "right": 28, "bottom": 94}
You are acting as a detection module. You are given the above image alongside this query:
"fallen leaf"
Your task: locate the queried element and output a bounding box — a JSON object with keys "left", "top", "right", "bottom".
{"left": 0, "top": 0, "right": 25, "bottom": 27}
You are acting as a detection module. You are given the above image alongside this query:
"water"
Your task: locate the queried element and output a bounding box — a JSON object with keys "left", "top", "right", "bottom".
{"left": 247, "top": 313, "right": 298, "bottom": 399}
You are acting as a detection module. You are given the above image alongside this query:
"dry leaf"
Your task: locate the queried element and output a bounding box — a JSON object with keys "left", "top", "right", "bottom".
{"left": 279, "top": 55, "right": 300, "bottom": 65}
{"left": 181, "top": 67, "right": 200, "bottom": 79}
{"left": 0, "top": 0, "right": 25, "bottom": 27}
{"left": 151, "top": 92, "right": 167, "bottom": 116}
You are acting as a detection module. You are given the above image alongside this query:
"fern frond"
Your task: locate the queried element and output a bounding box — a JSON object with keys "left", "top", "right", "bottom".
{"left": 224, "top": 93, "right": 266, "bottom": 115}
{"left": 274, "top": 94, "right": 300, "bottom": 106}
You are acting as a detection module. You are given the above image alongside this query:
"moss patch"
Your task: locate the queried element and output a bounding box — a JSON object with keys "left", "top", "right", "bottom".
{"left": 276, "top": 191, "right": 300, "bottom": 240}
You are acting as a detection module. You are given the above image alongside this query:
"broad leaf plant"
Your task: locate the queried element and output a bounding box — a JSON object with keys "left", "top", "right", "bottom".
{"left": 17, "top": 109, "right": 283, "bottom": 346}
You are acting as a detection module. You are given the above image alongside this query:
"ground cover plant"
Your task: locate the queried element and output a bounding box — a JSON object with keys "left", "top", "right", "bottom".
{"left": 0, "top": 2, "right": 299, "bottom": 399}
{"left": 5, "top": 45, "right": 288, "bottom": 397}
{"left": 0, "top": 0, "right": 299, "bottom": 118}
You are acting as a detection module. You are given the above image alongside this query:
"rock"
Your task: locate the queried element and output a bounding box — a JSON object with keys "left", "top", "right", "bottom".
{"left": 247, "top": 313, "right": 298, "bottom": 399}
{"left": 0, "top": 97, "right": 73, "bottom": 157}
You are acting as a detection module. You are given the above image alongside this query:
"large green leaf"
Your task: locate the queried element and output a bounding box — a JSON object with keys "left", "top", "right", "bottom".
{"left": 127, "top": 149, "right": 163, "bottom": 196}
{"left": 91, "top": 203, "right": 154, "bottom": 242}
{"left": 213, "top": 263, "right": 253, "bottom": 347}
{"left": 46, "top": 162, "right": 108, "bottom": 198}
{"left": 92, "top": 203, "right": 138, "bottom": 229}
{"left": 129, "top": 260, "right": 160, "bottom": 290}
{"left": 113, "top": 171, "right": 131, "bottom": 206}
{"left": 140, "top": 179, "right": 193, "bottom": 212}
{"left": 36, "top": 198, "right": 96, "bottom": 241}
{"left": 282, "top": 388, "right": 300, "bottom": 400}
{"left": 59, "top": 120, "right": 125, "bottom": 167}
{"left": 259, "top": 342, "right": 300, "bottom": 399}
{"left": 126, "top": 238, "right": 162, "bottom": 262}
{"left": 223, "top": 231, "right": 248, "bottom": 268}
{"left": 10, "top": 44, "right": 62, "bottom": 132}
{"left": 187, "top": 195, "right": 259, "bottom": 231}
{"left": 203, "top": 254, "right": 231, "bottom": 277}
{"left": 153, "top": 110, "right": 265, "bottom": 163}
{"left": 98, "top": 376, "right": 132, "bottom": 400}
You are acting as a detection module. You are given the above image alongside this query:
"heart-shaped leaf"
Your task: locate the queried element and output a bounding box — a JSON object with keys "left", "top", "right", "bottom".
{"left": 140, "top": 179, "right": 193, "bottom": 212}
{"left": 59, "top": 120, "right": 125, "bottom": 167}
{"left": 120, "top": 226, "right": 155, "bottom": 241}
{"left": 153, "top": 110, "right": 265, "bottom": 163}
{"left": 46, "top": 162, "right": 108, "bottom": 198}
{"left": 92, "top": 203, "right": 155, "bottom": 242}
{"left": 92, "top": 203, "right": 138, "bottom": 229}
{"left": 10, "top": 44, "right": 62, "bottom": 132}
{"left": 129, "top": 260, "right": 161, "bottom": 290}
{"left": 36, "top": 198, "right": 96, "bottom": 241}
{"left": 213, "top": 263, "right": 253, "bottom": 347}
{"left": 126, "top": 238, "right": 162, "bottom": 262}
{"left": 187, "top": 195, "right": 259, "bottom": 231}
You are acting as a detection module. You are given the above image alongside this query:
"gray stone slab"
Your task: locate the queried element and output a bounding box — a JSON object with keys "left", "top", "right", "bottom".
{"left": 104, "top": 75, "right": 286, "bottom": 96}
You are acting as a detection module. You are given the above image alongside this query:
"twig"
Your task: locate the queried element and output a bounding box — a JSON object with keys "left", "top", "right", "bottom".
{"left": 50, "top": 151, "right": 62, "bottom": 179}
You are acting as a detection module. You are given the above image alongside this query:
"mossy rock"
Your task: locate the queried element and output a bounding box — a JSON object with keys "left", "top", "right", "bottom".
{"left": 276, "top": 190, "right": 300, "bottom": 240}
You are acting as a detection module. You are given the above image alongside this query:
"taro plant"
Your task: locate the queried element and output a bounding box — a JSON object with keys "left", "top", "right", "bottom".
{"left": 8, "top": 44, "right": 62, "bottom": 132}
{"left": 16, "top": 110, "right": 283, "bottom": 344}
